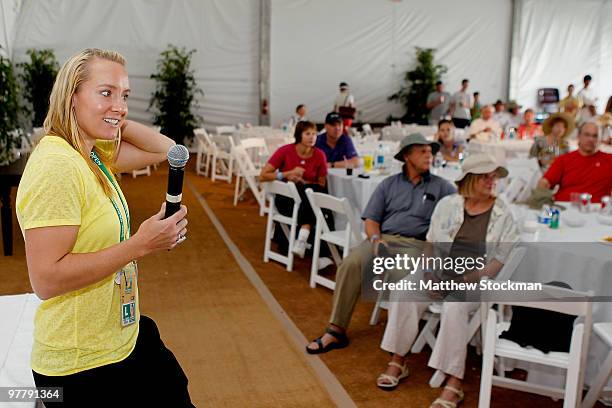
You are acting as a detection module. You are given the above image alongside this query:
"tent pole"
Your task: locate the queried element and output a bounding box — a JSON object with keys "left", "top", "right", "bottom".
{"left": 259, "top": 0, "right": 271, "bottom": 126}
{"left": 508, "top": 0, "right": 522, "bottom": 102}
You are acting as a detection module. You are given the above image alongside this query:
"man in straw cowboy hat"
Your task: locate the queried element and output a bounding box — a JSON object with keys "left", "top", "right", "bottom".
{"left": 538, "top": 121, "right": 612, "bottom": 203}
{"left": 306, "top": 133, "right": 456, "bottom": 354}
{"left": 529, "top": 112, "right": 575, "bottom": 170}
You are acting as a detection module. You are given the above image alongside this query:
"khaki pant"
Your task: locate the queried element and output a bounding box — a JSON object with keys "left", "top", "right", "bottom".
{"left": 381, "top": 299, "right": 479, "bottom": 379}
{"left": 329, "top": 234, "right": 424, "bottom": 329}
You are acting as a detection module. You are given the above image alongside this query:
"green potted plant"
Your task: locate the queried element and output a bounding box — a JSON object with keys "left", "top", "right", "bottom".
{"left": 149, "top": 45, "right": 203, "bottom": 145}
{"left": 0, "top": 50, "right": 22, "bottom": 165}
{"left": 18, "top": 48, "right": 59, "bottom": 128}
{"left": 389, "top": 47, "right": 447, "bottom": 125}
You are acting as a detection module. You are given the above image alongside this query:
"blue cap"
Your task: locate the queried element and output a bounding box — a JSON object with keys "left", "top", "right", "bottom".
{"left": 325, "top": 112, "right": 343, "bottom": 124}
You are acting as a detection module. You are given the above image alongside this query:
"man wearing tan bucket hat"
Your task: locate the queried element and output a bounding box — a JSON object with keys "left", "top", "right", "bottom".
{"left": 306, "top": 133, "right": 456, "bottom": 355}
{"left": 378, "top": 153, "right": 518, "bottom": 406}
{"left": 529, "top": 112, "right": 575, "bottom": 170}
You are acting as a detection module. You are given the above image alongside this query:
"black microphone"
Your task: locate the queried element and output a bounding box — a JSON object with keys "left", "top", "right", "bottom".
{"left": 164, "top": 145, "right": 190, "bottom": 219}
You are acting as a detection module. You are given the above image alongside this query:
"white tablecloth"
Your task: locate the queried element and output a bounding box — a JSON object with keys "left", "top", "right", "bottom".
{"left": 0, "top": 293, "right": 40, "bottom": 408}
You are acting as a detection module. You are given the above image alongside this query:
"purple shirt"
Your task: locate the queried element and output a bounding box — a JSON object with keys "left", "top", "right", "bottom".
{"left": 315, "top": 133, "right": 358, "bottom": 163}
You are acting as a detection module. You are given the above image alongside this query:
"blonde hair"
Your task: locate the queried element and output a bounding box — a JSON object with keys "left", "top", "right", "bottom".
{"left": 43, "top": 48, "right": 126, "bottom": 197}
{"left": 457, "top": 173, "right": 497, "bottom": 199}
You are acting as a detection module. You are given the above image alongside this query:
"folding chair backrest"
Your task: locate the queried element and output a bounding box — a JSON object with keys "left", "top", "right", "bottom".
{"left": 241, "top": 137, "right": 268, "bottom": 151}
{"left": 494, "top": 246, "right": 526, "bottom": 282}
{"left": 362, "top": 123, "right": 373, "bottom": 135}
{"left": 494, "top": 285, "right": 592, "bottom": 317}
{"left": 233, "top": 145, "right": 258, "bottom": 174}
{"left": 305, "top": 189, "right": 362, "bottom": 244}
{"left": 265, "top": 180, "right": 301, "bottom": 205}
{"left": 216, "top": 125, "right": 236, "bottom": 135}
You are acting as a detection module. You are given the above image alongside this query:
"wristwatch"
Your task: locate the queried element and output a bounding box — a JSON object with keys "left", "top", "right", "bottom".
{"left": 369, "top": 234, "right": 380, "bottom": 243}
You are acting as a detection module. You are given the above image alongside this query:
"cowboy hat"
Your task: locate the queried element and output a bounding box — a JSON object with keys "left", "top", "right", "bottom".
{"left": 455, "top": 154, "right": 508, "bottom": 185}
{"left": 542, "top": 112, "right": 575, "bottom": 138}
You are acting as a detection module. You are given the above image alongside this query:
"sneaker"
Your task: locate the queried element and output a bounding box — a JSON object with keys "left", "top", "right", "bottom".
{"left": 292, "top": 239, "right": 306, "bottom": 258}
{"left": 317, "top": 257, "right": 334, "bottom": 270}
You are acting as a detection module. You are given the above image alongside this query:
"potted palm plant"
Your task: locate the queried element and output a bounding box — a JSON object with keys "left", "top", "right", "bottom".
{"left": 0, "top": 50, "right": 22, "bottom": 165}
{"left": 149, "top": 45, "right": 203, "bottom": 145}
{"left": 18, "top": 48, "right": 59, "bottom": 128}
{"left": 389, "top": 47, "right": 447, "bottom": 125}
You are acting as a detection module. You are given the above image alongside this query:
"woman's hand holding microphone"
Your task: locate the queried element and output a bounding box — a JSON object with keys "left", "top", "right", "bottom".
{"left": 132, "top": 202, "right": 188, "bottom": 255}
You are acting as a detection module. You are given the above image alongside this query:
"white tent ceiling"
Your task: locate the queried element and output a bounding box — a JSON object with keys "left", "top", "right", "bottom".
{"left": 2, "top": 0, "right": 609, "bottom": 128}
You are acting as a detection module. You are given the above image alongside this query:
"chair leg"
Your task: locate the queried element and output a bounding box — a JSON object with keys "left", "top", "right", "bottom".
{"left": 429, "top": 370, "right": 446, "bottom": 388}
{"left": 478, "top": 310, "right": 496, "bottom": 408}
{"left": 582, "top": 350, "right": 612, "bottom": 408}
{"left": 310, "top": 226, "right": 322, "bottom": 288}
{"left": 411, "top": 313, "right": 440, "bottom": 353}
{"left": 369, "top": 271, "right": 389, "bottom": 325}
{"left": 211, "top": 154, "right": 217, "bottom": 182}
{"left": 233, "top": 175, "right": 241, "bottom": 206}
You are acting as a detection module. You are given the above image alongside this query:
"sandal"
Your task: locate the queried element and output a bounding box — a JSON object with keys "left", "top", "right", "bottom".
{"left": 429, "top": 385, "right": 465, "bottom": 408}
{"left": 305, "top": 327, "right": 349, "bottom": 354}
{"left": 376, "top": 361, "right": 409, "bottom": 391}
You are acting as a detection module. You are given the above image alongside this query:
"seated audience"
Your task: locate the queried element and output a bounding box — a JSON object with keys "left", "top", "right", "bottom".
{"left": 517, "top": 108, "right": 543, "bottom": 139}
{"left": 260, "top": 121, "right": 328, "bottom": 259}
{"left": 377, "top": 154, "right": 519, "bottom": 408}
{"left": 529, "top": 112, "right": 573, "bottom": 170}
{"left": 537, "top": 122, "right": 612, "bottom": 203}
{"left": 315, "top": 112, "right": 359, "bottom": 168}
{"left": 434, "top": 119, "right": 464, "bottom": 162}
{"left": 468, "top": 105, "right": 502, "bottom": 142}
{"left": 558, "top": 84, "right": 581, "bottom": 118}
{"left": 287, "top": 104, "right": 308, "bottom": 127}
{"left": 305, "top": 134, "right": 456, "bottom": 354}
{"left": 507, "top": 101, "right": 522, "bottom": 129}
{"left": 599, "top": 112, "right": 612, "bottom": 145}
{"left": 493, "top": 100, "right": 510, "bottom": 130}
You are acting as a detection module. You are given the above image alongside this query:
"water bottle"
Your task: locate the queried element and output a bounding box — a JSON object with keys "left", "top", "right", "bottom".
{"left": 507, "top": 127, "right": 517, "bottom": 140}
{"left": 375, "top": 144, "right": 385, "bottom": 169}
{"left": 433, "top": 151, "right": 444, "bottom": 168}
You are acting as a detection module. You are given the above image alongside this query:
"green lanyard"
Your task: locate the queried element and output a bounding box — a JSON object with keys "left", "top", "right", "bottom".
{"left": 90, "top": 150, "right": 130, "bottom": 242}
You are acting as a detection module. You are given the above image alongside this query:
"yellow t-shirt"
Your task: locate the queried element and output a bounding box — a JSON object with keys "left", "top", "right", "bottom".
{"left": 16, "top": 136, "right": 139, "bottom": 376}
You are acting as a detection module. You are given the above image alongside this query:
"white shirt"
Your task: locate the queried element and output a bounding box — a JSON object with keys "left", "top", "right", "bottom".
{"left": 334, "top": 91, "right": 355, "bottom": 108}
{"left": 451, "top": 91, "right": 472, "bottom": 120}
{"left": 493, "top": 112, "right": 511, "bottom": 130}
{"left": 578, "top": 86, "right": 596, "bottom": 106}
{"left": 468, "top": 118, "right": 502, "bottom": 142}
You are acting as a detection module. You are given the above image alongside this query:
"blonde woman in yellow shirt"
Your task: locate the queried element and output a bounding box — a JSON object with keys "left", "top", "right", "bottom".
{"left": 16, "top": 49, "right": 193, "bottom": 407}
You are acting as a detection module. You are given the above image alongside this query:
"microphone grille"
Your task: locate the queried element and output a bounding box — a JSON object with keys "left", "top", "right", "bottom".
{"left": 167, "top": 144, "right": 189, "bottom": 168}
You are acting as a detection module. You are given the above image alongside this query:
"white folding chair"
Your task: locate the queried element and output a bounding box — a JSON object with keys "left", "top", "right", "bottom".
{"left": 263, "top": 181, "right": 301, "bottom": 272}
{"left": 239, "top": 137, "right": 269, "bottom": 171}
{"left": 305, "top": 189, "right": 364, "bottom": 290}
{"left": 410, "top": 247, "right": 527, "bottom": 388}
{"left": 581, "top": 323, "right": 612, "bottom": 408}
{"left": 152, "top": 126, "right": 161, "bottom": 170}
{"left": 479, "top": 285, "right": 593, "bottom": 408}
{"left": 211, "top": 126, "right": 236, "bottom": 182}
{"left": 195, "top": 128, "right": 212, "bottom": 177}
{"left": 232, "top": 145, "right": 265, "bottom": 212}
{"left": 131, "top": 125, "right": 162, "bottom": 177}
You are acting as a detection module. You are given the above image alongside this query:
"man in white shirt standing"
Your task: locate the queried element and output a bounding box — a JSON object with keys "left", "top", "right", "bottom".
{"left": 426, "top": 81, "right": 451, "bottom": 125}
{"left": 577, "top": 74, "right": 597, "bottom": 124}
{"left": 449, "top": 79, "right": 472, "bottom": 128}
{"left": 468, "top": 105, "right": 502, "bottom": 142}
{"left": 333, "top": 82, "right": 356, "bottom": 131}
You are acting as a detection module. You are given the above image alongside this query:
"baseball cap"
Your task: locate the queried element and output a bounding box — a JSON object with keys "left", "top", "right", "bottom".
{"left": 325, "top": 112, "right": 343, "bottom": 124}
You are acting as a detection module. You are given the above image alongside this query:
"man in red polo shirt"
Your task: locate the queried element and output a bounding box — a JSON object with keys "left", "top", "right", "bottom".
{"left": 537, "top": 122, "right": 612, "bottom": 202}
